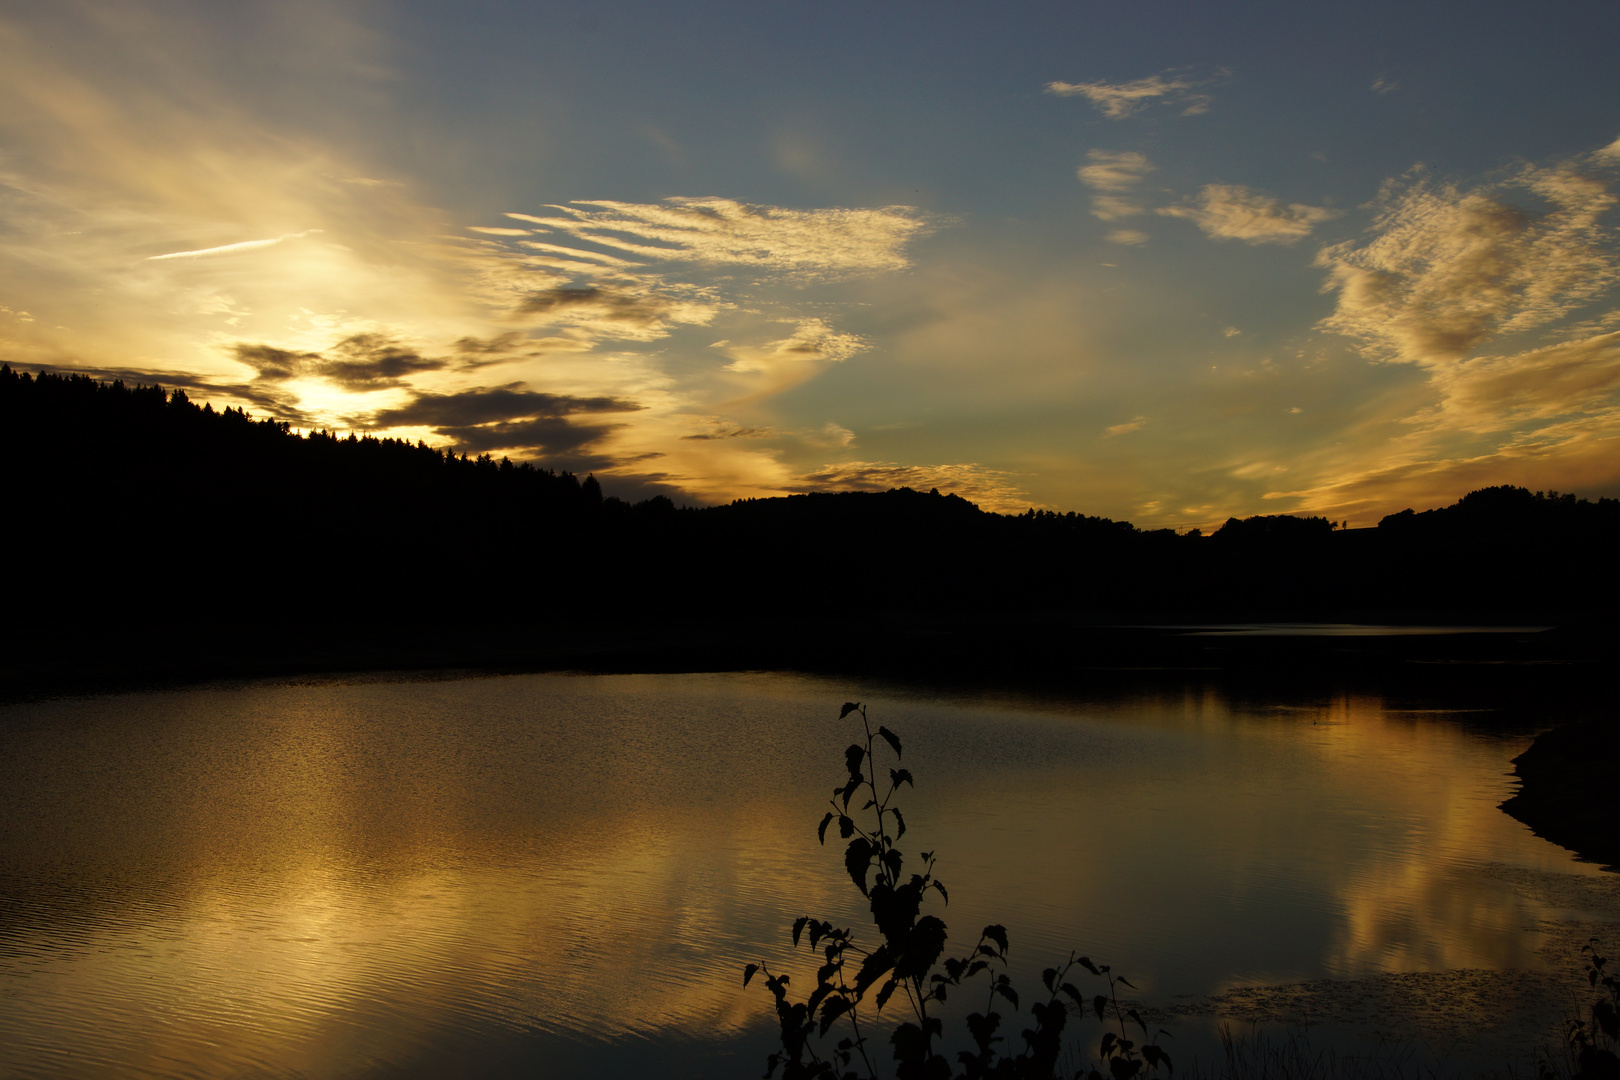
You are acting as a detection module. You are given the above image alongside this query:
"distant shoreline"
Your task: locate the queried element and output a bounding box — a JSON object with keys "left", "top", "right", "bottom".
{"left": 7, "top": 613, "right": 1615, "bottom": 707}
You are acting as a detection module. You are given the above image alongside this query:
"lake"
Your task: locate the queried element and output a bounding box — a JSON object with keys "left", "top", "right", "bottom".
{"left": 1, "top": 670, "right": 1615, "bottom": 1078}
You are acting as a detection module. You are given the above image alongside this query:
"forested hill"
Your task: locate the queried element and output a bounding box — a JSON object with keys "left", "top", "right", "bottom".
{"left": 6, "top": 366, "right": 1619, "bottom": 638}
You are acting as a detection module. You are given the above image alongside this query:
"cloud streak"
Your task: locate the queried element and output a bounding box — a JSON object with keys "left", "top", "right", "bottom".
{"left": 1426, "top": 331, "right": 1620, "bottom": 433}
{"left": 147, "top": 230, "right": 324, "bottom": 261}
{"left": 1045, "top": 71, "right": 1213, "bottom": 119}
{"left": 1077, "top": 151, "right": 1157, "bottom": 236}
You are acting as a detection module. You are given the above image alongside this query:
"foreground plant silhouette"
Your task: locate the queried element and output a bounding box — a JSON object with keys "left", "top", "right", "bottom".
{"left": 1545, "top": 940, "right": 1620, "bottom": 1080}
{"left": 744, "top": 702, "right": 1172, "bottom": 1080}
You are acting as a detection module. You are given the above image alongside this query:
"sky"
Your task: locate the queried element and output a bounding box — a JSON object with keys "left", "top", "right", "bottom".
{"left": 2, "top": 0, "right": 1618, "bottom": 527}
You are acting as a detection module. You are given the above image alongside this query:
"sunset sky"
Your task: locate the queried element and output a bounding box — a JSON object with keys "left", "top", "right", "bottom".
{"left": 3, "top": 0, "right": 1618, "bottom": 527}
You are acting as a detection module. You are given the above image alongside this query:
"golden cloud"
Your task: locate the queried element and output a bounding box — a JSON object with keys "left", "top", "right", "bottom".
{"left": 1078, "top": 150, "right": 1155, "bottom": 193}
{"left": 1044, "top": 73, "right": 1212, "bottom": 119}
{"left": 1159, "top": 185, "right": 1338, "bottom": 244}
{"left": 721, "top": 319, "right": 867, "bottom": 374}
{"left": 1316, "top": 162, "right": 1618, "bottom": 367}
{"left": 1078, "top": 151, "right": 1156, "bottom": 222}
{"left": 1426, "top": 330, "right": 1620, "bottom": 433}
{"left": 504, "top": 197, "right": 931, "bottom": 277}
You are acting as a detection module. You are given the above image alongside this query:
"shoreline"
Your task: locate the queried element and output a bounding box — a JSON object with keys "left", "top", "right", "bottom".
{"left": 6, "top": 612, "right": 1615, "bottom": 704}
{"left": 1501, "top": 720, "right": 1620, "bottom": 871}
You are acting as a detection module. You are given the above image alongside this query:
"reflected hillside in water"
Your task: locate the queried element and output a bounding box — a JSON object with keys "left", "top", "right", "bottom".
{"left": 2, "top": 672, "right": 1614, "bottom": 1078}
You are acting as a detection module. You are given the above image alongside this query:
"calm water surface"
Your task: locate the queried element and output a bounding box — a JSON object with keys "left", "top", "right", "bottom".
{"left": 1, "top": 671, "right": 1614, "bottom": 1078}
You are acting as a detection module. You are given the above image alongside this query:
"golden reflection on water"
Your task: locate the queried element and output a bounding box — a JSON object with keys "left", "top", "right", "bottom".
{"left": 0, "top": 673, "right": 1613, "bottom": 1079}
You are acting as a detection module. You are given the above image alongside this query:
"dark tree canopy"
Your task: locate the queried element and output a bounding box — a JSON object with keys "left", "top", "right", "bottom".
{"left": 6, "top": 366, "right": 1617, "bottom": 650}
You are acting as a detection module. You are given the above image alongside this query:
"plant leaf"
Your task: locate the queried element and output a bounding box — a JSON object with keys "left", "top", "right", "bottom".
{"left": 876, "top": 976, "right": 900, "bottom": 1009}
{"left": 855, "top": 945, "right": 896, "bottom": 998}
{"left": 845, "top": 837, "right": 874, "bottom": 896}
{"left": 844, "top": 744, "right": 865, "bottom": 776}
{"left": 819, "top": 995, "right": 852, "bottom": 1036}
{"left": 818, "top": 811, "right": 835, "bottom": 845}
{"left": 792, "top": 917, "right": 809, "bottom": 947}
{"left": 877, "top": 725, "right": 903, "bottom": 758}
{"left": 744, "top": 963, "right": 759, "bottom": 988}
{"left": 1111, "top": 1055, "right": 1142, "bottom": 1080}
{"left": 840, "top": 702, "right": 861, "bottom": 719}
{"left": 984, "top": 925, "right": 1007, "bottom": 956}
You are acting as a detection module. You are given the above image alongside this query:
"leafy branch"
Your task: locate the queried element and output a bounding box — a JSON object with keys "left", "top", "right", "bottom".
{"left": 744, "top": 702, "right": 1174, "bottom": 1080}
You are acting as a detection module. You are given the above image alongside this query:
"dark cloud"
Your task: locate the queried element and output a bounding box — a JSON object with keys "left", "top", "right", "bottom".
{"left": 433, "top": 416, "right": 620, "bottom": 454}
{"left": 233, "top": 343, "right": 320, "bottom": 381}
{"left": 368, "top": 385, "right": 643, "bottom": 429}
{"left": 232, "top": 334, "right": 447, "bottom": 392}
{"left": 515, "top": 285, "right": 672, "bottom": 325}
{"left": 321, "top": 333, "right": 448, "bottom": 389}
{"left": 453, "top": 331, "right": 525, "bottom": 355}
{"left": 681, "top": 426, "right": 770, "bottom": 440}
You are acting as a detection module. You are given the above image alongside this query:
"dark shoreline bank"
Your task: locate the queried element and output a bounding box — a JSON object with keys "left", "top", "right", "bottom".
{"left": 1501, "top": 720, "right": 1620, "bottom": 871}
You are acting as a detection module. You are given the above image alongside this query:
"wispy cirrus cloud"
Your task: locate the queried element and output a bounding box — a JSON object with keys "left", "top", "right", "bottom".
{"left": 1159, "top": 184, "right": 1338, "bottom": 244}
{"left": 499, "top": 197, "right": 931, "bottom": 276}
{"left": 1077, "top": 150, "right": 1156, "bottom": 228}
{"left": 1105, "top": 416, "right": 1147, "bottom": 437}
{"left": 721, "top": 318, "right": 867, "bottom": 373}
{"left": 1078, "top": 150, "right": 1156, "bottom": 194}
{"left": 1316, "top": 161, "right": 1618, "bottom": 367}
{"left": 1424, "top": 331, "right": 1620, "bottom": 433}
{"left": 1077, "top": 151, "right": 1158, "bottom": 241}
{"left": 1045, "top": 70, "right": 1215, "bottom": 119}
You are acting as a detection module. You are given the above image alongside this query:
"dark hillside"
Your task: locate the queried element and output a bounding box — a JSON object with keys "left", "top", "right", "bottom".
{"left": 1, "top": 366, "right": 674, "bottom": 626}
{"left": 5, "top": 367, "right": 1620, "bottom": 691}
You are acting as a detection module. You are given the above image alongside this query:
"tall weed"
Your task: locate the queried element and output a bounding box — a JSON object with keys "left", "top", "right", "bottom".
{"left": 744, "top": 702, "right": 1173, "bottom": 1080}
